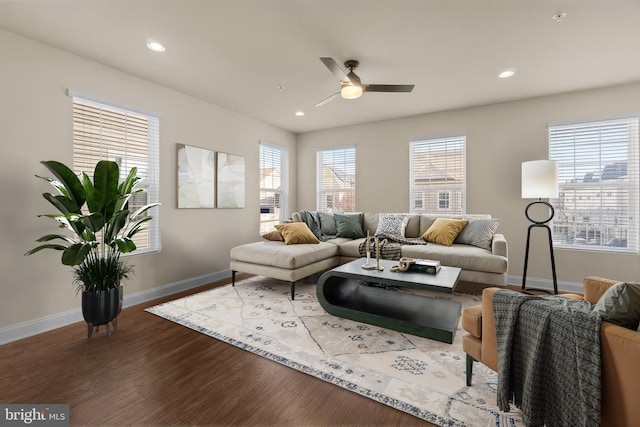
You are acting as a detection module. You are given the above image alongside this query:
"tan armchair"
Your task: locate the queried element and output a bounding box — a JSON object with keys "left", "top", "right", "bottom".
{"left": 461, "top": 277, "right": 640, "bottom": 427}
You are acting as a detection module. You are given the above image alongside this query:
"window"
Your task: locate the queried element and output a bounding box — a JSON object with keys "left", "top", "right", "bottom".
{"left": 70, "top": 92, "right": 160, "bottom": 254}
{"left": 410, "top": 136, "right": 465, "bottom": 214}
{"left": 317, "top": 146, "right": 356, "bottom": 212}
{"left": 549, "top": 118, "right": 639, "bottom": 252}
{"left": 259, "top": 142, "right": 288, "bottom": 234}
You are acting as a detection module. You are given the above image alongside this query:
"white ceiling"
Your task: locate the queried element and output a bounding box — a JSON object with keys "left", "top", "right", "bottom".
{"left": 2, "top": 1, "right": 640, "bottom": 134}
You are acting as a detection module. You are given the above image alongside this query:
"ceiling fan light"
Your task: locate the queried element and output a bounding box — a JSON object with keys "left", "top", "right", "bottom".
{"left": 341, "top": 83, "right": 363, "bottom": 99}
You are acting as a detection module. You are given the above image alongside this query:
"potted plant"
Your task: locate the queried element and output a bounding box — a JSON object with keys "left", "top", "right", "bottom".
{"left": 26, "top": 160, "right": 159, "bottom": 338}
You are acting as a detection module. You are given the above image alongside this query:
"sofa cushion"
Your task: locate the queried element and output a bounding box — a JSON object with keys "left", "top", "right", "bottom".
{"left": 423, "top": 218, "right": 468, "bottom": 246}
{"left": 335, "top": 213, "right": 365, "bottom": 238}
{"left": 337, "top": 238, "right": 367, "bottom": 258}
{"left": 275, "top": 223, "right": 320, "bottom": 245}
{"left": 231, "top": 241, "right": 339, "bottom": 269}
{"left": 594, "top": 281, "right": 640, "bottom": 330}
{"left": 374, "top": 213, "right": 407, "bottom": 236}
{"left": 454, "top": 218, "right": 501, "bottom": 250}
{"left": 401, "top": 243, "right": 508, "bottom": 274}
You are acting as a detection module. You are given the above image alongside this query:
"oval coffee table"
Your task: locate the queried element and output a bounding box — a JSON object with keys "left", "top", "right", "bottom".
{"left": 317, "top": 258, "right": 462, "bottom": 344}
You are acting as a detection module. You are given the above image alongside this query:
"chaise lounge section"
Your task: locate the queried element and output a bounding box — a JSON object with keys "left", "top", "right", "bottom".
{"left": 230, "top": 212, "right": 508, "bottom": 299}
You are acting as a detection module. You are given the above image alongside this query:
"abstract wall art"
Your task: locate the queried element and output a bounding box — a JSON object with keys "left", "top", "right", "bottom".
{"left": 177, "top": 143, "right": 215, "bottom": 208}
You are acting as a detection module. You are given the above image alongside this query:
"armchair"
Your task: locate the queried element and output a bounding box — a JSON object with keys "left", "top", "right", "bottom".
{"left": 461, "top": 277, "right": 640, "bottom": 427}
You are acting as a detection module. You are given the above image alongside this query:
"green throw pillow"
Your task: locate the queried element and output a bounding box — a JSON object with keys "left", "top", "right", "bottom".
{"left": 593, "top": 281, "right": 640, "bottom": 330}
{"left": 334, "top": 213, "right": 365, "bottom": 238}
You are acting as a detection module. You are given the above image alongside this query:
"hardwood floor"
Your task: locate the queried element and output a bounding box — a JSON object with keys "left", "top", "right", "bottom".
{"left": 0, "top": 277, "right": 436, "bottom": 426}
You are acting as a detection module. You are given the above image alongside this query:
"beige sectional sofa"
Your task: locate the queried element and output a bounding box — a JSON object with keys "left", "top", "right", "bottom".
{"left": 230, "top": 212, "right": 508, "bottom": 299}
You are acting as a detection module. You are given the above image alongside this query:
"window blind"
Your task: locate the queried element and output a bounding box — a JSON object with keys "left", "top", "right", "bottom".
{"left": 71, "top": 94, "right": 161, "bottom": 254}
{"left": 410, "top": 136, "right": 466, "bottom": 214}
{"left": 549, "top": 118, "right": 639, "bottom": 252}
{"left": 259, "top": 142, "right": 288, "bottom": 234}
{"left": 316, "top": 146, "right": 356, "bottom": 213}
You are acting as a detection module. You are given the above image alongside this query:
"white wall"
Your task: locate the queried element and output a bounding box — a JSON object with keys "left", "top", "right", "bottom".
{"left": 296, "top": 83, "right": 640, "bottom": 288}
{"left": 0, "top": 30, "right": 296, "bottom": 331}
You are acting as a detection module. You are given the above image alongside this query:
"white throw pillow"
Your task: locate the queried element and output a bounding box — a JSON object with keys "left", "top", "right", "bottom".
{"left": 375, "top": 213, "right": 408, "bottom": 236}
{"left": 454, "top": 218, "right": 501, "bottom": 250}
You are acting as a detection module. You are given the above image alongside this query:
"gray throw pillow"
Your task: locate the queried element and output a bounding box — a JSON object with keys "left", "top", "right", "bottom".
{"left": 454, "top": 218, "right": 501, "bottom": 250}
{"left": 593, "top": 281, "right": 640, "bottom": 330}
{"left": 318, "top": 211, "right": 337, "bottom": 235}
{"left": 374, "top": 213, "right": 407, "bottom": 236}
{"left": 334, "top": 213, "right": 365, "bottom": 238}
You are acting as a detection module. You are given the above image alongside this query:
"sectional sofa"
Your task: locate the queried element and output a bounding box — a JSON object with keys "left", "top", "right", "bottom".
{"left": 230, "top": 212, "right": 508, "bottom": 299}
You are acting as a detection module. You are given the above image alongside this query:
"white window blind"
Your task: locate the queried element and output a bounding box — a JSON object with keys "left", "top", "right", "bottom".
{"left": 259, "top": 142, "right": 288, "bottom": 234}
{"left": 71, "top": 93, "right": 160, "bottom": 254}
{"left": 549, "top": 118, "right": 639, "bottom": 252}
{"left": 410, "top": 136, "right": 465, "bottom": 214}
{"left": 316, "top": 146, "right": 356, "bottom": 212}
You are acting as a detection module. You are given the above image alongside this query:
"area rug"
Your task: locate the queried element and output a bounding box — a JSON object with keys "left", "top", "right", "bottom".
{"left": 146, "top": 275, "right": 523, "bottom": 427}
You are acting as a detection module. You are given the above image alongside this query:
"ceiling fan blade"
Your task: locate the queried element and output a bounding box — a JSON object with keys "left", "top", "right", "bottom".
{"left": 319, "top": 57, "right": 349, "bottom": 81}
{"left": 364, "top": 84, "right": 415, "bottom": 93}
{"left": 314, "top": 92, "right": 340, "bottom": 107}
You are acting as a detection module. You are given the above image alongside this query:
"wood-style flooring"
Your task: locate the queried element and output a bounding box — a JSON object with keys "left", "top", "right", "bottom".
{"left": 0, "top": 276, "right": 444, "bottom": 426}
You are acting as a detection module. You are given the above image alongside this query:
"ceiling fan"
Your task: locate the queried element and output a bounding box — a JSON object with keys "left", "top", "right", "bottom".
{"left": 314, "top": 57, "right": 415, "bottom": 107}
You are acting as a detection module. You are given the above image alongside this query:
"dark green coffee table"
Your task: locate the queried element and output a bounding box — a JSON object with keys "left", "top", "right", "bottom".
{"left": 317, "top": 258, "right": 462, "bottom": 344}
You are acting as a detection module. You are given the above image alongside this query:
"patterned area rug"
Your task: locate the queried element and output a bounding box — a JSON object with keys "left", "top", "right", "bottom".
{"left": 146, "top": 275, "right": 523, "bottom": 427}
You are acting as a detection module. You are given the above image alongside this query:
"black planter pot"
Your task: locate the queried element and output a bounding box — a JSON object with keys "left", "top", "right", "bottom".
{"left": 82, "top": 286, "right": 123, "bottom": 338}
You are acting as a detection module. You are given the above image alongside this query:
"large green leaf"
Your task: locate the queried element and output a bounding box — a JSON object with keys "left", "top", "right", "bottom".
{"left": 24, "top": 243, "right": 67, "bottom": 256}
{"left": 91, "top": 161, "right": 120, "bottom": 220}
{"left": 114, "top": 237, "right": 137, "bottom": 253}
{"left": 35, "top": 234, "right": 75, "bottom": 244}
{"left": 129, "top": 203, "right": 160, "bottom": 220}
{"left": 36, "top": 175, "right": 71, "bottom": 199}
{"left": 125, "top": 216, "right": 152, "bottom": 238}
{"left": 61, "top": 243, "right": 94, "bottom": 266}
{"left": 82, "top": 172, "right": 96, "bottom": 213}
{"left": 106, "top": 210, "right": 129, "bottom": 242}
{"left": 79, "top": 212, "right": 105, "bottom": 233}
{"left": 41, "top": 161, "right": 86, "bottom": 208}
{"left": 42, "top": 193, "right": 81, "bottom": 215}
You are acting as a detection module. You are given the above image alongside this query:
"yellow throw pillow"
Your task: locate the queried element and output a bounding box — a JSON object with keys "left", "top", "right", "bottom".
{"left": 274, "top": 223, "right": 320, "bottom": 245}
{"left": 423, "top": 218, "right": 468, "bottom": 246}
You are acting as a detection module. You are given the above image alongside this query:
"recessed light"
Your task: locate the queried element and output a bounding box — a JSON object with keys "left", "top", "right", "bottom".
{"left": 498, "top": 68, "right": 516, "bottom": 79}
{"left": 552, "top": 12, "right": 567, "bottom": 22}
{"left": 146, "top": 40, "right": 166, "bottom": 52}
{"left": 295, "top": 111, "right": 305, "bottom": 117}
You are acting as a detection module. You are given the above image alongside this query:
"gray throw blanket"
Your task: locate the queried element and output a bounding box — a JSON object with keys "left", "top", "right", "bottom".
{"left": 357, "top": 233, "right": 426, "bottom": 261}
{"left": 494, "top": 290, "right": 602, "bottom": 427}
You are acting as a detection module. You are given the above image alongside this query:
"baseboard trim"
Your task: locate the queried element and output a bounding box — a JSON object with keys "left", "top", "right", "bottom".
{"left": 0, "top": 269, "right": 232, "bottom": 346}
{"left": 508, "top": 275, "right": 583, "bottom": 294}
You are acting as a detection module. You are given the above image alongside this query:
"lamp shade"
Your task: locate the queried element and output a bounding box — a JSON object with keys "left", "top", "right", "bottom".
{"left": 341, "top": 82, "right": 363, "bottom": 99}
{"left": 522, "top": 160, "right": 558, "bottom": 199}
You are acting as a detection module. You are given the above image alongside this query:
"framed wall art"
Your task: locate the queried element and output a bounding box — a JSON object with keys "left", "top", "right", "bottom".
{"left": 177, "top": 143, "right": 215, "bottom": 208}
{"left": 216, "top": 152, "right": 245, "bottom": 208}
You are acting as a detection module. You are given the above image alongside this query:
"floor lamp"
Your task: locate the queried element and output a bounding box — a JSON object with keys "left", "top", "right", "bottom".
{"left": 521, "top": 160, "right": 558, "bottom": 294}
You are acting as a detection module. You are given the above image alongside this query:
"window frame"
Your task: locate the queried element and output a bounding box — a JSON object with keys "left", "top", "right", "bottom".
{"left": 69, "top": 90, "right": 160, "bottom": 255}
{"left": 316, "top": 145, "right": 356, "bottom": 213}
{"left": 259, "top": 141, "right": 289, "bottom": 234}
{"left": 409, "top": 136, "right": 466, "bottom": 215}
{"left": 549, "top": 117, "right": 639, "bottom": 253}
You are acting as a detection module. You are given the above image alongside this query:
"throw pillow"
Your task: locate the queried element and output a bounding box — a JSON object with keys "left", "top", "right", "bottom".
{"left": 374, "top": 213, "right": 407, "bottom": 236}
{"left": 274, "top": 223, "right": 320, "bottom": 245}
{"left": 334, "top": 213, "right": 365, "bottom": 238}
{"left": 261, "top": 230, "right": 284, "bottom": 242}
{"left": 593, "top": 281, "right": 640, "bottom": 330}
{"left": 454, "top": 218, "right": 501, "bottom": 250}
{"left": 318, "top": 211, "right": 337, "bottom": 235}
{"left": 298, "top": 210, "right": 322, "bottom": 240}
{"left": 422, "top": 218, "right": 468, "bottom": 246}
